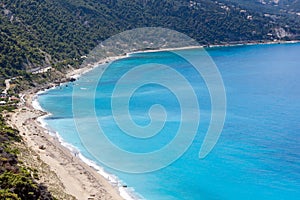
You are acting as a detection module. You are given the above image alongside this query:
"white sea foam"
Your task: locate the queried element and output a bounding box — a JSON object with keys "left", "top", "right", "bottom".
{"left": 30, "top": 53, "right": 145, "bottom": 200}
{"left": 35, "top": 95, "right": 142, "bottom": 200}
{"left": 32, "top": 85, "right": 58, "bottom": 111}
{"left": 32, "top": 96, "right": 45, "bottom": 111}
{"left": 76, "top": 146, "right": 142, "bottom": 200}
{"left": 59, "top": 131, "right": 141, "bottom": 200}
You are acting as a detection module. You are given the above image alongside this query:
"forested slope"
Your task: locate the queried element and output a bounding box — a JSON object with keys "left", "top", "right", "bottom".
{"left": 0, "top": 0, "right": 299, "bottom": 81}
{"left": 0, "top": 1, "right": 299, "bottom": 198}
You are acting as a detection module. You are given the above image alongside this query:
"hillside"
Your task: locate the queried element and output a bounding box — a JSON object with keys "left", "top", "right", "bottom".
{"left": 0, "top": 106, "right": 54, "bottom": 199}
{"left": 0, "top": 1, "right": 300, "bottom": 199}
{"left": 0, "top": 0, "right": 300, "bottom": 83}
{"left": 221, "top": 0, "right": 300, "bottom": 13}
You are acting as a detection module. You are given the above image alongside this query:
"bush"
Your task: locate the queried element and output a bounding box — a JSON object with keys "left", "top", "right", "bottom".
{"left": 0, "top": 171, "right": 40, "bottom": 200}
{"left": 0, "top": 189, "right": 21, "bottom": 200}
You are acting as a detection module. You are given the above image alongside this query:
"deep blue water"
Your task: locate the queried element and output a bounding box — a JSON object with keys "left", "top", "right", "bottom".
{"left": 38, "top": 43, "right": 300, "bottom": 200}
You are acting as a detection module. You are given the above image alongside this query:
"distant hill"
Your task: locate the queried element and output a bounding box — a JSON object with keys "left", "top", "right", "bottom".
{"left": 0, "top": 0, "right": 300, "bottom": 81}
{"left": 219, "top": 0, "right": 300, "bottom": 17}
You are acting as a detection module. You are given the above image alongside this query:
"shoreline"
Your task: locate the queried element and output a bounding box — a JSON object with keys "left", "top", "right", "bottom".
{"left": 31, "top": 95, "right": 140, "bottom": 200}
{"left": 12, "top": 51, "right": 142, "bottom": 199}
{"left": 66, "top": 55, "right": 130, "bottom": 80}
{"left": 206, "top": 39, "right": 300, "bottom": 49}
{"left": 127, "top": 40, "right": 300, "bottom": 55}
{"left": 7, "top": 40, "right": 300, "bottom": 200}
{"left": 64, "top": 39, "right": 300, "bottom": 83}
{"left": 7, "top": 91, "right": 126, "bottom": 200}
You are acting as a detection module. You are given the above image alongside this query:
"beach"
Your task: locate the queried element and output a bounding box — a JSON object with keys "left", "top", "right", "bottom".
{"left": 2, "top": 50, "right": 142, "bottom": 200}
{"left": 4, "top": 49, "right": 142, "bottom": 199}
{"left": 4, "top": 40, "right": 300, "bottom": 200}
{"left": 6, "top": 91, "right": 124, "bottom": 200}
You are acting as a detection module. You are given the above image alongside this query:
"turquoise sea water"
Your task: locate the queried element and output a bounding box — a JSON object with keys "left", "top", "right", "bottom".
{"left": 37, "top": 43, "right": 300, "bottom": 200}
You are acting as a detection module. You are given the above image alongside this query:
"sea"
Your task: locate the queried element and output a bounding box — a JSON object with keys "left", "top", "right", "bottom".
{"left": 35, "top": 43, "right": 300, "bottom": 200}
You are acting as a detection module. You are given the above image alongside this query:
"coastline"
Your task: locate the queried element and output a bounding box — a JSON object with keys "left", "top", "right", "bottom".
{"left": 6, "top": 40, "right": 300, "bottom": 200}
{"left": 8, "top": 52, "right": 141, "bottom": 200}
{"left": 31, "top": 93, "right": 140, "bottom": 200}
{"left": 128, "top": 40, "right": 300, "bottom": 55}
{"left": 61, "top": 39, "right": 300, "bottom": 82}
{"left": 7, "top": 91, "right": 125, "bottom": 200}
{"left": 206, "top": 39, "right": 300, "bottom": 49}
{"left": 66, "top": 54, "right": 129, "bottom": 80}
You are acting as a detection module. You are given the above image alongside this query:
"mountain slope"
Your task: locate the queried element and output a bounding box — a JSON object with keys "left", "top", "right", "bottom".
{"left": 0, "top": 0, "right": 299, "bottom": 81}
{"left": 221, "top": 0, "right": 300, "bottom": 13}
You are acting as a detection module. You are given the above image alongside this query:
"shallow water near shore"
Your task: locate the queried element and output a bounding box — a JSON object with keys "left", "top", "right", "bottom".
{"left": 37, "top": 43, "right": 300, "bottom": 200}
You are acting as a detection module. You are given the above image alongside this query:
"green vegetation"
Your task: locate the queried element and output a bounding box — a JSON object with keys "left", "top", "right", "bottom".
{"left": 0, "top": 1, "right": 299, "bottom": 198}
{"left": 0, "top": 111, "right": 53, "bottom": 200}
{"left": 221, "top": 0, "right": 300, "bottom": 13}
{"left": 1, "top": 0, "right": 300, "bottom": 85}
{"left": 219, "top": 0, "right": 300, "bottom": 37}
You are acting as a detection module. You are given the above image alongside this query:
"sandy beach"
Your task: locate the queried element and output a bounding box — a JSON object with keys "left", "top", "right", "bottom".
{"left": 4, "top": 40, "right": 299, "bottom": 200}
{"left": 6, "top": 90, "right": 124, "bottom": 200}
{"left": 4, "top": 45, "right": 203, "bottom": 200}
{"left": 2, "top": 50, "right": 138, "bottom": 200}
